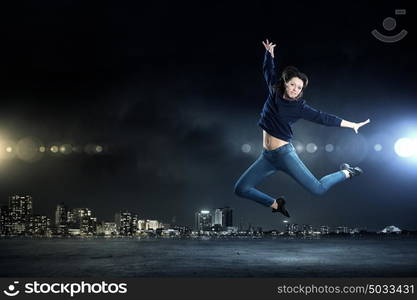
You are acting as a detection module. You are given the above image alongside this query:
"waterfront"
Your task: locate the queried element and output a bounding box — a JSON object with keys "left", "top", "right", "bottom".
{"left": 1, "top": 236, "right": 416, "bottom": 277}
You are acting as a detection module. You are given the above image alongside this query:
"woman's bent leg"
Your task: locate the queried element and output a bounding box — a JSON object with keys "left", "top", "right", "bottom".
{"left": 283, "top": 150, "right": 347, "bottom": 196}
{"left": 234, "top": 153, "right": 277, "bottom": 207}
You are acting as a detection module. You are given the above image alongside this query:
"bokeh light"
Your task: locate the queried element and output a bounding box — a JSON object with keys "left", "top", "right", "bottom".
{"left": 50, "top": 145, "right": 59, "bottom": 153}
{"left": 293, "top": 140, "right": 304, "bottom": 153}
{"left": 95, "top": 145, "right": 103, "bottom": 153}
{"left": 374, "top": 144, "right": 383, "bottom": 152}
{"left": 241, "top": 144, "right": 251, "bottom": 153}
{"left": 16, "top": 137, "right": 43, "bottom": 163}
{"left": 306, "top": 143, "right": 317, "bottom": 153}
{"left": 60, "top": 144, "right": 73, "bottom": 155}
{"left": 325, "top": 144, "right": 334, "bottom": 152}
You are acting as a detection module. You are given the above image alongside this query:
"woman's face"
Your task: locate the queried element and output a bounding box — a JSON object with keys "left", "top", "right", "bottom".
{"left": 285, "top": 77, "right": 304, "bottom": 99}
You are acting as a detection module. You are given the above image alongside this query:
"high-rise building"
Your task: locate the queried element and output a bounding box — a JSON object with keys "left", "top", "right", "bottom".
{"left": 55, "top": 203, "right": 69, "bottom": 235}
{"left": 286, "top": 223, "right": 301, "bottom": 234}
{"left": 214, "top": 207, "right": 233, "bottom": 229}
{"left": 27, "top": 215, "right": 50, "bottom": 236}
{"left": 221, "top": 207, "right": 233, "bottom": 227}
{"left": 0, "top": 205, "right": 12, "bottom": 236}
{"left": 67, "top": 208, "right": 96, "bottom": 235}
{"left": 320, "top": 225, "right": 329, "bottom": 235}
{"left": 336, "top": 226, "right": 349, "bottom": 234}
{"left": 302, "top": 224, "right": 313, "bottom": 235}
{"left": 8, "top": 195, "right": 33, "bottom": 235}
{"left": 214, "top": 209, "right": 222, "bottom": 226}
{"left": 195, "top": 210, "right": 212, "bottom": 231}
{"left": 115, "top": 211, "right": 139, "bottom": 236}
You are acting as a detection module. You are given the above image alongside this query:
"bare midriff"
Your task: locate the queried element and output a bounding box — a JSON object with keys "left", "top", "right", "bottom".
{"left": 263, "top": 130, "right": 289, "bottom": 150}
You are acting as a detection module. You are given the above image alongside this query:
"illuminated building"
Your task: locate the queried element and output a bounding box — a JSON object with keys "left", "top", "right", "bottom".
{"left": 195, "top": 210, "right": 212, "bottom": 231}
{"left": 28, "top": 215, "right": 50, "bottom": 235}
{"left": 8, "top": 195, "right": 33, "bottom": 235}
{"left": 67, "top": 208, "right": 96, "bottom": 235}
{"left": 55, "top": 203, "right": 69, "bottom": 235}
{"left": 115, "top": 211, "right": 138, "bottom": 236}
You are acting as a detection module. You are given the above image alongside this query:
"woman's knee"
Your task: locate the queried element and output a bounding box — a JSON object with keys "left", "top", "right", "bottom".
{"left": 309, "top": 184, "right": 326, "bottom": 196}
{"left": 234, "top": 181, "right": 250, "bottom": 197}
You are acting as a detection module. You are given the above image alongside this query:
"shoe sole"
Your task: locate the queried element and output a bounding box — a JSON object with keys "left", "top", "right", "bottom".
{"left": 272, "top": 197, "right": 290, "bottom": 218}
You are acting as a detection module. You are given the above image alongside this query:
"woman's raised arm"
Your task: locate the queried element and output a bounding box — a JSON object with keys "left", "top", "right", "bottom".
{"left": 262, "top": 39, "right": 278, "bottom": 93}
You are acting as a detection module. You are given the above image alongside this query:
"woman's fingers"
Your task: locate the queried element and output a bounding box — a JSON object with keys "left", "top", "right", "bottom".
{"left": 354, "top": 119, "right": 370, "bottom": 133}
{"left": 360, "top": 119, "right": 370, "bottom": 127}
{"left": 262, "top": 40, "right": 270, "bottom": 50}
{"left": 262, "top": 40, "right": 277, "bottom": 53}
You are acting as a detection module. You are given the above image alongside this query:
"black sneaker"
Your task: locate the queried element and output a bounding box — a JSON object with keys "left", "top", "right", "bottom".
{"left": 272, "top": 196, "right": 290, "bottom": 218}
{"left": 340, "top": 163, "right": 363, "bottom": 179}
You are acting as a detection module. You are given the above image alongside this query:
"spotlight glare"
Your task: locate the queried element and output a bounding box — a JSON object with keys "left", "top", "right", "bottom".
{"left": 306, "top": 143, "right": 317, "bottom": 153}
{"left": 374, "top": 144, "right": 383, "bottom": 152}
{"left": 394, "top": 138, "right": 417, "bottom": 157}
{"left": 6, "top": 146, "right": 13, "bottom": 153}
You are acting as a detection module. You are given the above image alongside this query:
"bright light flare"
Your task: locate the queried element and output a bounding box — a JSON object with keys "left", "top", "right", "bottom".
{"left": 394, "top": 138, "right": 417, "bottom": 157}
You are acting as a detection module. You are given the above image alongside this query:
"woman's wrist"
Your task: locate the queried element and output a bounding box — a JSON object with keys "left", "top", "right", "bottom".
{"left": 340, "top": 119, "right": 355, "bottom": 129}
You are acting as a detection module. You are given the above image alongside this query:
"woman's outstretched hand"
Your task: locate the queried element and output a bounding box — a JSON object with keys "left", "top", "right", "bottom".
{"left": 352, "top": 119, "right": 371, "bottom": 134}
{"left": 341, "top": 119, "right": 370, "bottom": 134}
{"left": 262, "top": 39, "right": 276, "bottom": 58}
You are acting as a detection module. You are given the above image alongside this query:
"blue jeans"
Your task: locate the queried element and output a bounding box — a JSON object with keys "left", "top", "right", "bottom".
{"left": 234, "top": 143, "right": 347, "bottom": 207}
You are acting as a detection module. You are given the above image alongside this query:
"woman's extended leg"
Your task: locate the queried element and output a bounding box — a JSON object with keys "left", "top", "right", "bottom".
{"left": 234, "top": 153, "right": 278, "bottom": 207}
{"left": 282, "top": 150, "right": 347, "bottom": 196}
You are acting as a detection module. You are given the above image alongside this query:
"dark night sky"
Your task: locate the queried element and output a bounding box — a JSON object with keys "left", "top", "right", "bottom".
{"left": 0, "top": 1, "right": 416, "bottom": 231}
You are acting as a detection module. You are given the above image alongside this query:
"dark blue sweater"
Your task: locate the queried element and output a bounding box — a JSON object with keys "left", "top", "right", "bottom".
{"left": 258, "top": 50, "right": 343, "bottom": 141}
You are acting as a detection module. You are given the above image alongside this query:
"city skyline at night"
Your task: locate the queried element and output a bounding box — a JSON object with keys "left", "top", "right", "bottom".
{"left": 0, "top": 193, "right": 412, "bottom": 237}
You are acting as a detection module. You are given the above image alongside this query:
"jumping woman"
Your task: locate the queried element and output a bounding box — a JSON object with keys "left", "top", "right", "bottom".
{"left": 234, "top": 39, "right": 370, "bottom": 217}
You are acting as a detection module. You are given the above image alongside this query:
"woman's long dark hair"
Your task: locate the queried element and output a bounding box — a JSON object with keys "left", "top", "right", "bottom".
{"left": 273, "top": 66, "right": 309, "bottom": 100}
